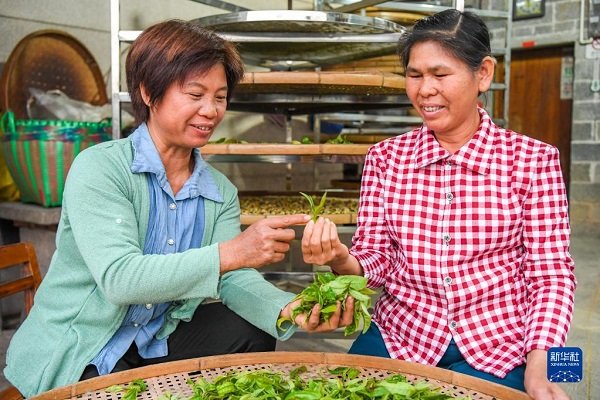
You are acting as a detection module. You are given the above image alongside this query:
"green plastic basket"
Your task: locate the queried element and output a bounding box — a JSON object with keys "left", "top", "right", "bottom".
{"left": 0, "top": 111, "right": 111, "bottom": 207}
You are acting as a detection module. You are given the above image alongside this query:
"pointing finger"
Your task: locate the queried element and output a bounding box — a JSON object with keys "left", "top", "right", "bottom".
{"left": 264, "top": 214, "right": 311, "bottom": 228}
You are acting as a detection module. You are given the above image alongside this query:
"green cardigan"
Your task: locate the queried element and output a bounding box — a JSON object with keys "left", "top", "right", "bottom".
{"left": 4, "top": 137, "right": 296, "bottom": 397}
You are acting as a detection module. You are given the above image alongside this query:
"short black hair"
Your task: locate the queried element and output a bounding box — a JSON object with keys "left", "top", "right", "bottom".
{"left": 397, "top": 9, "right": 492, "bottom": 72}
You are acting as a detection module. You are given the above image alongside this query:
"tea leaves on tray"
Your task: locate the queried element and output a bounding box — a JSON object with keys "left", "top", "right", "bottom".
{"left": 277, "top": 272, "right": 376, "bottom": 336}
{"left": 106, "top": 367, "right": 472, "bottom": 399}
{"left": 184, "top": 367, "right": 471, "bottom": 399}
{"left": 106, "top": 379, "right": 147, "bottom": 400}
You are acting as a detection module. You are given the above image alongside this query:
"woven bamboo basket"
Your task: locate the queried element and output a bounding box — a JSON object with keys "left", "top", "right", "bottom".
{"left": 33, "top": 352, "right": 532, "bottom": 400}
{"left": 0, "top": 111, "right": 111, "bottom": 206}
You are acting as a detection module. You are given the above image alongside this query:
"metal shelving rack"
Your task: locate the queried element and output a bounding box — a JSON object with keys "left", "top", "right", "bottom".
{"left": 109, "top": 1, "right": 407, "bottom": 139}
{"left": 109, "top": 3, "right": 511, "bottom": 197}
{"left": 109, "top": 0, "right": 512, "bottom": 213}
{"left": 110, "top": 0, "right": 511, "bottom": 135}
{"left": 109, "top": 1, "right": 410, "bottom": 198}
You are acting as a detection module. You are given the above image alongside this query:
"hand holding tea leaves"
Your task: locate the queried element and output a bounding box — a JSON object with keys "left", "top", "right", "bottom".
{"left": 278, "top": 272, "right": 375, "bottom": 336}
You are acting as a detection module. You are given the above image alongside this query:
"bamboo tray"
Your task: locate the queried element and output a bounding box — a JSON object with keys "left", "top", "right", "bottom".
{"left": 33, "top": 352, "right": 532, "bottom": 400}
{"left": 238, "top": 71, "right": 405, "bottom": 95}
{"left": 0, "top": 30, "right": 108, "bottom": 119}
{"left": 202, "top": 143, "right": 372, "bottom": 155}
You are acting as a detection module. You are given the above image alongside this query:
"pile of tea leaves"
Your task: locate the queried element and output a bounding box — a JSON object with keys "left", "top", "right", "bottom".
{"left": 147, "top": 366, "right": 471, "bottom": 399}
{"left": 277, "top": 272, "right": 376, "bottom": 336}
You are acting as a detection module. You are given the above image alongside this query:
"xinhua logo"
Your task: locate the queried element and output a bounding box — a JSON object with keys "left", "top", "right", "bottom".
{"left": 547, "top": 347, "right": 583, "bottom": 383}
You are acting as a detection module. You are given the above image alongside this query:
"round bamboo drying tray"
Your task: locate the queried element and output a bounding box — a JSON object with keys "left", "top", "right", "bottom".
{"left": 192, "top": 10, "right": 405, "bottom": 69}
{"left": 33, "top": 352, "right": 532, "bottom": 400}
{"left": 0, "top": 30, "right": 107, "bottom": 118}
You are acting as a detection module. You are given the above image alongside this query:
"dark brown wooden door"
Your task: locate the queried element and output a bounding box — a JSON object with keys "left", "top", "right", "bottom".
{"left": 507, "top": 46, "right": 573, "bottom": 190}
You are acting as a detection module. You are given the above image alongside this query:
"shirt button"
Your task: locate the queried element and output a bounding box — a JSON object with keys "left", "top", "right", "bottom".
{"left": 443, "top": 235, "right": 451, "bottom": 243}
{"left": 445, "top": 193, "right": 454, "bottom": 202}
{"left": 444, "top": 276, "right": 452, "bottom": 285}
{"left": 167, "top": 239, "right": 175, "bottom": 246}
{"left": 449, "top": 320, "right": 458, "bottom": 329}
{"left": 133, "top": 323, "right": 139, "bottom": 327}
{"left": 169, "top": 203, "right": 177, "bottom": 210}
{"left": 145, "top": 303, "right": 153, "bottom": 309}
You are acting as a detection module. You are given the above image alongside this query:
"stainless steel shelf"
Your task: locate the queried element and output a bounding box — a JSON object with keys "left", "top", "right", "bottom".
{"left": 192, "top": 10, "right": 403, "bottom": 33}
{"left": 318, "top": 112, "right": 422, "bottom": 124}
{"left": 204, "top": 155, "right": 303, "bottom": 163}
{"left": 228, "top": 92, "right": 411, "bottom": 115}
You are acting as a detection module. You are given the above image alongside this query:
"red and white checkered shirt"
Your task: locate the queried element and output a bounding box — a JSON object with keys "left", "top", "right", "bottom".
{"left": 350, "top": 108, "right": 576, "bottom": 378}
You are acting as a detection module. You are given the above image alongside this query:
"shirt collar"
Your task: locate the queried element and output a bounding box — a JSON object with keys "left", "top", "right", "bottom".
{"left": 129, "top": 123, "right": 223, "bottom": 202}
{"left": 412, "top": 108, "right": 495, "bottom": 175}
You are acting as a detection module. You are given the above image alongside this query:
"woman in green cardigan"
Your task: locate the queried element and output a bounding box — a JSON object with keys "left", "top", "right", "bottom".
{"left": 4, "top": 20, "right": 354, "bottom": 397}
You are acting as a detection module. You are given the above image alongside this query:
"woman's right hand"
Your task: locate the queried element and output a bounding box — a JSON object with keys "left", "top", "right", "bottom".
{"left": 301, "top": 217, "right": 350, "bottom": 268}
{"left": 279, "top": 296, "right": 355, "bottom": 333}
{"left": 219, "top": 214, "right": 310, "bottom": 273}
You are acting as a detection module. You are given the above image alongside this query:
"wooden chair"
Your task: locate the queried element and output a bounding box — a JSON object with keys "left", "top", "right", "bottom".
{"left": 0, "top": 242, "right": 42, "bottom": 314}
{"left": 0, "top": 242, "right": 42, "bottom": 400}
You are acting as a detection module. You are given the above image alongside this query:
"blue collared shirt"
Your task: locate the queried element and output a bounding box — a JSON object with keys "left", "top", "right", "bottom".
{"left": 90, "top": 124, "right": 222, "bottom": 375}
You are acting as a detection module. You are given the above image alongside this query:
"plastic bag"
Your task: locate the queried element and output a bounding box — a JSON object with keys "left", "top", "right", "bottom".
{"left": 26, "top": 88, "right": 134, "bottom": 127}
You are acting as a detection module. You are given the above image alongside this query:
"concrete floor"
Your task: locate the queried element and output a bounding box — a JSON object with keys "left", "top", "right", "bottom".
{"left": 1, "top": 233, "right": 598, "bottom": 399}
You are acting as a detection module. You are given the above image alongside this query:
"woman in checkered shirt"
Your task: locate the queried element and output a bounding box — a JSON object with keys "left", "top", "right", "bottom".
{"left": 302, "top": 9, "right": 575, "bottom": 400}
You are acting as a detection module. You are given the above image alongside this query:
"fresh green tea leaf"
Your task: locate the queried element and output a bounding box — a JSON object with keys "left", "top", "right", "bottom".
{"left": 105, "top": 379, "right": 147, "bottom": 400}
{"left": 299, "top": 191, "right": 328, "bottom": 222}
{"left": 105, "top": 385, "right": 123, "bottom": 393}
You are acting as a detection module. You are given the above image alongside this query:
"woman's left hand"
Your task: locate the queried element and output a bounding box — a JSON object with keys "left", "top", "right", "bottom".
{"left": 524, "top": 350, "right": 570, "bottom": 400}
{"left": 302, "top": 217, "right": 350, "bottom": 268}
{"left": 280, "top": 296, "right": 355, "bottom": 333}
